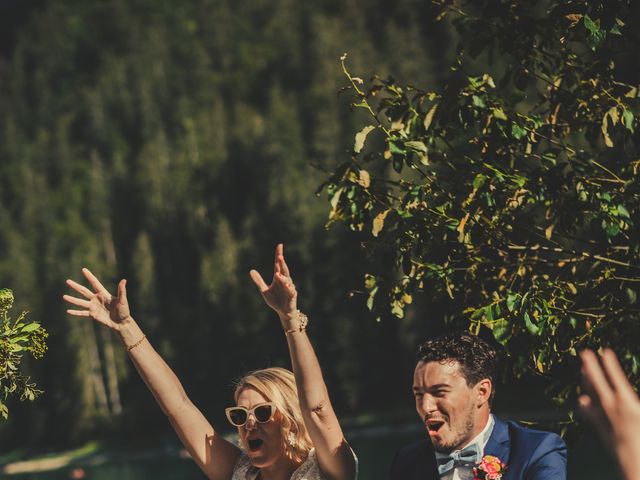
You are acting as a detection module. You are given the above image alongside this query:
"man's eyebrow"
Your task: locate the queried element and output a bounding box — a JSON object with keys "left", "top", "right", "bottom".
{"left": 413, "top": 383, "right": 451, "bottom": 391}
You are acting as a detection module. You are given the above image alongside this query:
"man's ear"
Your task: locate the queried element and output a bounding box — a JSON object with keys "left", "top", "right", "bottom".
{"left": 475, "top": 378, "right": 492, "bottom": 407}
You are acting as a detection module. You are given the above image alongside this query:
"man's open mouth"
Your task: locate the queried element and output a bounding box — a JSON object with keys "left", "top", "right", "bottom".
{"left": 426, "top": 420, "right": 445, "bottom": 433}
{"left": 248, "top": 438, "right": 264, "bottom": 451}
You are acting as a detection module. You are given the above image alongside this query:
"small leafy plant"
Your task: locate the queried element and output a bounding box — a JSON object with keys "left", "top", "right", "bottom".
{"left": 0, "top": 288, "right": 48, "bottom": 419}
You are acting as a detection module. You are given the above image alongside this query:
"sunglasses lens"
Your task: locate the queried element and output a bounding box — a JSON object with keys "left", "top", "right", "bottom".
{"left": 255, "top": 405, "right": 273, "bottom": 422}
{"left": 228, "top": 409, "right": 247, "bottom": 426}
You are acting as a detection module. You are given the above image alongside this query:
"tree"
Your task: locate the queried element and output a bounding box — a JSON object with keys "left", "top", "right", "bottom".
{"left": 0, "top": 289, "right": 48, "bottom": 419}
{"left": 324, "top": 0, "right": 639, "bottom": 425}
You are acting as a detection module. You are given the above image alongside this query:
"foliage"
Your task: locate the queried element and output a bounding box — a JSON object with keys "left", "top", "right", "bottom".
{"left": 325, "top": 0, "right": 640, "bottom": 420}
{"left": 0, "top": 289, "right": 48, "bottom": 419}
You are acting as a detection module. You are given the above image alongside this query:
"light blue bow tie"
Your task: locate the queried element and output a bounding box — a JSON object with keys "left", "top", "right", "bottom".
{"left": 435, "top": 443, "right": 482, "bottom": 476}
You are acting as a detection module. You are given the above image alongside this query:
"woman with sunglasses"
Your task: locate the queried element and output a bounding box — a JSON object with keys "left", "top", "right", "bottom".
{"left": 63, "top": 244, "right": 357, "bottom": 480}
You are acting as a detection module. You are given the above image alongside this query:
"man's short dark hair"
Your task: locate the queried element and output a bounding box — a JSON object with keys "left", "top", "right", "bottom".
{"left": 417, "top": 331, "right": 499, "bottom": 395}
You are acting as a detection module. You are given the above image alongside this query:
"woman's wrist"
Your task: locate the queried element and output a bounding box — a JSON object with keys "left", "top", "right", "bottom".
{"left": 280, "top": 310, "right": 308, "bottom": 334}
{"left": 117, "top": 316, "right": 145, "bottom": 347}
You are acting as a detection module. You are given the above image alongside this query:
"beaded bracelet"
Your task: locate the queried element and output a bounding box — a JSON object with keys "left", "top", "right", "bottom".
{"left": 284, "top": 311, "right": 308, "bottom": 334}
{"left": 127, "top": 334, "right": 147, "bottom": 352}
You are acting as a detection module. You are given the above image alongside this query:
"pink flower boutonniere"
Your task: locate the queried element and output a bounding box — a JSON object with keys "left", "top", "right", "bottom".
{"left": 473, "top": 455, "right": 507, "bottom": 480}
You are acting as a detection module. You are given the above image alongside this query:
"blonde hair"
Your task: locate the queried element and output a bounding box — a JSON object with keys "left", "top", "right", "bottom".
{"left": 233, "top": 367, "right": 313, "bottom": 463}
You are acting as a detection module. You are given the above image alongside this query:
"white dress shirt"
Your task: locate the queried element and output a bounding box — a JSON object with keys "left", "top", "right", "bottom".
{"left": 436, "top": 414, "right": 495, "bottom": 480}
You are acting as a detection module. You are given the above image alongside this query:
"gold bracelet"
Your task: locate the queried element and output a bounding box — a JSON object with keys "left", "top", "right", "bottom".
{"left": 127, "top": 334, "right": 147, "bottom": 352}
{"left": 284, "top": 311, "right": 308, "bottom": 334}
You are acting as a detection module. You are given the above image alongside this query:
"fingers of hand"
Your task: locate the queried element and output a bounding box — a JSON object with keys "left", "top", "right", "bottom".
{"left": 82, "top": 268, "right": 111, "bottom": 297}
{"left": 579, "top": 394, "right": 611, "bottom": 435}
{"left": 118, "top": 279, "right": 128, "bottom": 305}
{"left": 63, "top": 294, "right": 91, "bottom": 309}
{"left": 580, "top": 349, "right": 616, "bottom": 411}
{"left": 601, "top": 349, "right": 638, "bottom": 401}
{"left": 66, "top": 279, "right": 95, "bottom": 299}
{"left": 66, "top": 309, "right": 91, "bottom": 317}
{"left": 250, "top": 269, "right": 269, "bottom": 292}
{"left": 274, "top": 244, "right": 283, "bottom": 275}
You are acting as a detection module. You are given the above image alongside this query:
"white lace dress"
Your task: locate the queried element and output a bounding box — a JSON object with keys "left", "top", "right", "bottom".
{"left": 231, "top": 448, "right": 358, "bottom": 480}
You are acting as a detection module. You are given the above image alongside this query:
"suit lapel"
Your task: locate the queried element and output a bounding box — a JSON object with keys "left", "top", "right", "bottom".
{"left": 483, "top": 416, "right": 511, "bottom": 467}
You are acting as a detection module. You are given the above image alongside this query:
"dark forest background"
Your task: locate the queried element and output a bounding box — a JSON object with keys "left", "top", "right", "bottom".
{"left": 0, "top": 0, "right": 458, "bottom": 450}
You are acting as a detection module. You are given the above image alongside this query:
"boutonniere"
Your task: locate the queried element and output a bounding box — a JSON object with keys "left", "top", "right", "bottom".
{"left": 473, "top": 455, "right": 507, "bottom": 480}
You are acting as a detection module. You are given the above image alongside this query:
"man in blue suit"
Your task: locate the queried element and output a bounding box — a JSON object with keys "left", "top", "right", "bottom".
{"left": 390, "top": 331, "right": 566, "bottom": 480}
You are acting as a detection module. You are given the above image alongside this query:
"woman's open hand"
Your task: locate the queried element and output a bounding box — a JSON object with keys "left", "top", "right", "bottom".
{"left": 250, "top": 244, "right": 297, "bottom": 321}
{"left": 64, "top": 268, "right": 131, "bottom": 331}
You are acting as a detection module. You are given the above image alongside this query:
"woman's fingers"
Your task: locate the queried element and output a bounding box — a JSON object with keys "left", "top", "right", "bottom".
{"left": 277, "top": 244, "right": 290, "bottom": 277}
{"left": 117, "top": 279, "right": 128, "bottom": 306}
{"left": 66, "top": 279, "right": 95, "bottom": 299}
{"left": 250, "top": 269, "right": 269, "bottom": 293}
{"left": 63, "top": 294, "right": 90, "bottom": 308}
{"left": 66, "top": 309, "right": 91, "bottom": 317}
{"left": 82, "top": 268, "right": 111, "bottom": 298}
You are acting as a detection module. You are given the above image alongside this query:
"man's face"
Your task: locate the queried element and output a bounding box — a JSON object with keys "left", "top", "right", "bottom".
{"left": 413, "top": 360, "right": 490, "bottom": 453}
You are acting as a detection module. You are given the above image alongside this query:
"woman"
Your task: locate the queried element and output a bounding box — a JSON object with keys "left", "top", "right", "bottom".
{"left": 64, "top": 244, "right": 357, "bottom": 480}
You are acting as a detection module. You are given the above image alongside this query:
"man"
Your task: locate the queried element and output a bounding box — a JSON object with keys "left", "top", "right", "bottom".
{"left": 390, "top": 331, "right": 566, "bottom": 480}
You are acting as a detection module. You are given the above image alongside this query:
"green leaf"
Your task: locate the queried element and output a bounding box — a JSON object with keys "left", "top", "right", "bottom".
{"left": 472, "top": 95, "right": 486, "bottom": 108}
{"left": 523, "top": 311, "right": 540, "bottom": 335}
{"left": 626, "top": 288, "right": 637, "bottom": 305}
{"left": 484, "top": 305, "right": 494, "bottom": 321}
{"left": 584, "top": 15, "right": 606, "bottom": 50}
{"left": 506, "top": 293, "right": 518, "bottom": 312}
{"left": 21, "top": 323, "right": 41, "bottom": 333}
{"left": 617, "top": 204, "right": 630, "bottom": 219}
{"left": 388, "top": 139, "right": 405, "bottom": 155}
{"left": 511, "top": 123, "right": 527, "bottom": 139}
{"left": 606, "top": 223, "right": 620, "bottom": 237}
{"left": 473, "top": 174, "right": 487, "bottom": 189}
{"left": 622, "top": 109, "right": 635, "bottom": 133}
{"left": 492, "top": 319, "right": 511, "bottom": 345}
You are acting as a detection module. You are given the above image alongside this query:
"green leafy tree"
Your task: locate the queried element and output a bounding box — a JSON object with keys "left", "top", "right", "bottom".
{"left": 0, "top": 289, "right": 48, "bottom": 419}
{"left": 325, "top": 0, "right": 639, "bottom": 423}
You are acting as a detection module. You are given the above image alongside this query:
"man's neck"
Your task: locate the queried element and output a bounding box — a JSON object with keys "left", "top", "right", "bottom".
{"left": 458, "top": 411, "right": 492, "bottom": 452}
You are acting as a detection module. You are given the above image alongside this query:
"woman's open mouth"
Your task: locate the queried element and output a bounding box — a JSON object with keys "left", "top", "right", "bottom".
{"left": 248, "top": 438, "right": 264, "bottom": 451}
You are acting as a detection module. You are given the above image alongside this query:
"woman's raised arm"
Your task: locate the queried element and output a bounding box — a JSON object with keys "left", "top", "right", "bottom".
{"left": 64, "top": 268, "right": 240, "bottom": 480}
{"left": 250, "top": 245, "right": 357, "bottom": 480}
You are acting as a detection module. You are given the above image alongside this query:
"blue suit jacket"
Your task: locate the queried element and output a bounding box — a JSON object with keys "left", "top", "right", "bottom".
{"left": 389, "top": 417, "right": 567, "bottom": 480}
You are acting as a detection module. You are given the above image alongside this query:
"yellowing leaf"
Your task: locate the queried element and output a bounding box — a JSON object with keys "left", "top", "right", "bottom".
{"left": 492, "top": 107, "right": 507, "bottom": 120}
{"left": 607, "top": 106, "right": 619, "bottom": 125}
{"left": 601, "top": 113, "right": 614, "bottom": 148}
{"left": 354, "top": 125, "right": 376, "bottom": 153}
{"left": 482, "top": 74, "right": 496, "bottom": 88}
{"left": 372, "top": 210, "right": 389, "bottom": 237}
{"left": 457, "top": 212, "right": 470, "bottom": 243}
{"left": 423, "top": 104, "right": 438, "bottom": 131}
{"left": 402, "top": 293, "right": 413, "bottom": 304}
{"left": 330, "top": 187, "right": 344, "bottom": 210}
{"left": 545, "top": 224, "right": 554, "bottom": 240}
{"left": 358, "top": 170, "right": 371, "bottom": 188}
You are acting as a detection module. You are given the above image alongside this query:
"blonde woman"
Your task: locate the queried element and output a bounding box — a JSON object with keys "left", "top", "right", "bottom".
{"left": 64, "top": 244, "right": 357, "bottom": 480}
